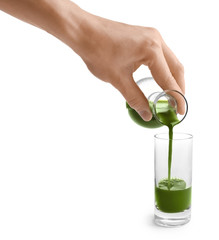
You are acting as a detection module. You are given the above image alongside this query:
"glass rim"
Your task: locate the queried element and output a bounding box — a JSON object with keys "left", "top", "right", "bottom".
{"left": 154, "top": 132, "right": 193, "bottom": 141}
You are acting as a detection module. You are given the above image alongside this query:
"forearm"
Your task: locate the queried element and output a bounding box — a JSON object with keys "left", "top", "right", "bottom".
{"left": 0, "top": 0, "right": 91, "bottom": 55}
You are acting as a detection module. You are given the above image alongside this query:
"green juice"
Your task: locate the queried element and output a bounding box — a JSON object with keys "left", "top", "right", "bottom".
{"left": 155, "top": 179, "right": 191, "bottom": 213}
{"left": 155, "top": 101, "right": 191, "bottom": 213}
{"left": 127, "top": 100, "right": 191, "bottom": 213}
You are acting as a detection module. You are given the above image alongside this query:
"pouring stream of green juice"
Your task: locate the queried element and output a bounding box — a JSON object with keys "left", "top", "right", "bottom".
{"left": 155, "top": 100, "right": 179, "bottom": 189}
{"left": 127, "top": 99, "right": 179, "bottom": 188}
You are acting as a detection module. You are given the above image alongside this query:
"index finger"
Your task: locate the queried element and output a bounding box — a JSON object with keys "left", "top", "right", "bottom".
{"left": 162, "top": 41, "right": 185, "bottom": 94}
{"left": 145, "top": 48, "right": 185, "bottom": 114}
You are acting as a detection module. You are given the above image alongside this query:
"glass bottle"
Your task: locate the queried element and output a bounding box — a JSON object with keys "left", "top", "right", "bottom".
{"left": 126, "top": 77, "right": 188, "bottom": 128}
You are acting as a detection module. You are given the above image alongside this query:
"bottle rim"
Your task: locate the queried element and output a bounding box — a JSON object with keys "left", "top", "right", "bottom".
{"left": 153, "top": 89, "right": 188, "bottom": 126}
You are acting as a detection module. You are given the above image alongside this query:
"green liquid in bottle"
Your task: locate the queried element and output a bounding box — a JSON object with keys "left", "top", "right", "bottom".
{"left": 126, "top": 102, "right": 163, "bottom": 128}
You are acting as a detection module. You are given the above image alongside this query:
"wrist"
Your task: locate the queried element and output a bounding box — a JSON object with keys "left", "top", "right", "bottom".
{"left": 48, "top": 1, "right": 98, "bottom": 57}
{"left": 41, "top": 1, "right": 83, "bottom": 48}
{"left": 56, "top": 2, "right": 104, "bottom": 61}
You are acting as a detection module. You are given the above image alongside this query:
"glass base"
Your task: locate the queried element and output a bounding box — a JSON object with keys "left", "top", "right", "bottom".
{"left": 154, "top": 206, "right": 191, "bottom": 227}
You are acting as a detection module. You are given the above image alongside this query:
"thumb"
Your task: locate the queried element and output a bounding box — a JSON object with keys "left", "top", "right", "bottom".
{"left": 113, "top": 75, "right": 152, "bottom": 121}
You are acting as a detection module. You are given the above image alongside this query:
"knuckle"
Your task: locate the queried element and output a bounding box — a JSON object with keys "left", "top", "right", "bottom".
{"left": 146, "top": 46, "right": 161, "bottom": 66}
{"left": 148, "top": 27, "right": 160, "bottom": 37}
{"left": 142, "top": 39, "right": 161, "bottom": 59}
{"left": 128, "top": 97, "right": 143, "bottom": 112}
{"left": 150, "top": 39, "right": 160, "bottom": 51}
{"left": 144, "top": 41, "right": 160, "bottom": 61}
{"left": 139, "top": 27, "right": 162, "bottom": 61}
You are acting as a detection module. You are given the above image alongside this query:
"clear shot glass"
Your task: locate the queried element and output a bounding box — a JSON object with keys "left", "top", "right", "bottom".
{"left": 154, "top": 133, "right": 193, "bottom": 227}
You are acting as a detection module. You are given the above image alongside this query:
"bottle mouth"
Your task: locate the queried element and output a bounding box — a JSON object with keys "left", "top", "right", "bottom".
{"left": 148, "top": 90, "right": 188, "bottom": 126}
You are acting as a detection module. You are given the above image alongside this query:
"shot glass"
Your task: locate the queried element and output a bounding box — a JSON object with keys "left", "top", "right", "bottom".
{"left": 154, "top": 133, "right": 193, "bottom": 227}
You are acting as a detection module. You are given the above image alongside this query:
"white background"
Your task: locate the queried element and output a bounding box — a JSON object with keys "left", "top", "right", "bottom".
{"left": 0, "top": 0, "right": 218, "bottom": 239}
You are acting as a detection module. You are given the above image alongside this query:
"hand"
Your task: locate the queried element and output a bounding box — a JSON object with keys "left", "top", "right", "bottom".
{"left": 0, "top": 0, "right": 185, "bottom": 121}
{"left": 75, "top": 13, "right": 185, "bottom": 121}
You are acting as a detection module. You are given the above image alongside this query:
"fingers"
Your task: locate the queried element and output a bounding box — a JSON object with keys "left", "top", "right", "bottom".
{"left": 145, "top": 48, "right": 185, "bottom": 115}
{"left": 162, "top": 41, "right": 185, "bottom": 94}
{"left": 112, "top": 75, "right": 152, "bottom": 121}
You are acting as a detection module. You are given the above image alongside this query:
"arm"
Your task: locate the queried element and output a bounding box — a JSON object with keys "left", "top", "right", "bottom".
{"left": 0, "top": 0, "right": 185, "bottom": 120}
{"left": 0, "top": 0, "right": 86, "bottom": 54}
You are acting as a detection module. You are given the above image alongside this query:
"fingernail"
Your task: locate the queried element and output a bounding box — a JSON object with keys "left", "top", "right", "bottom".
{"left": 138, "top": 110, "right": 152, "bottom": 121}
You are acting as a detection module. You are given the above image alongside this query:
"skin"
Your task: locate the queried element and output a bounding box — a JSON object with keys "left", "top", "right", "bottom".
{"left": 0, "top": 0, "right": 185, "bottom": 121}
